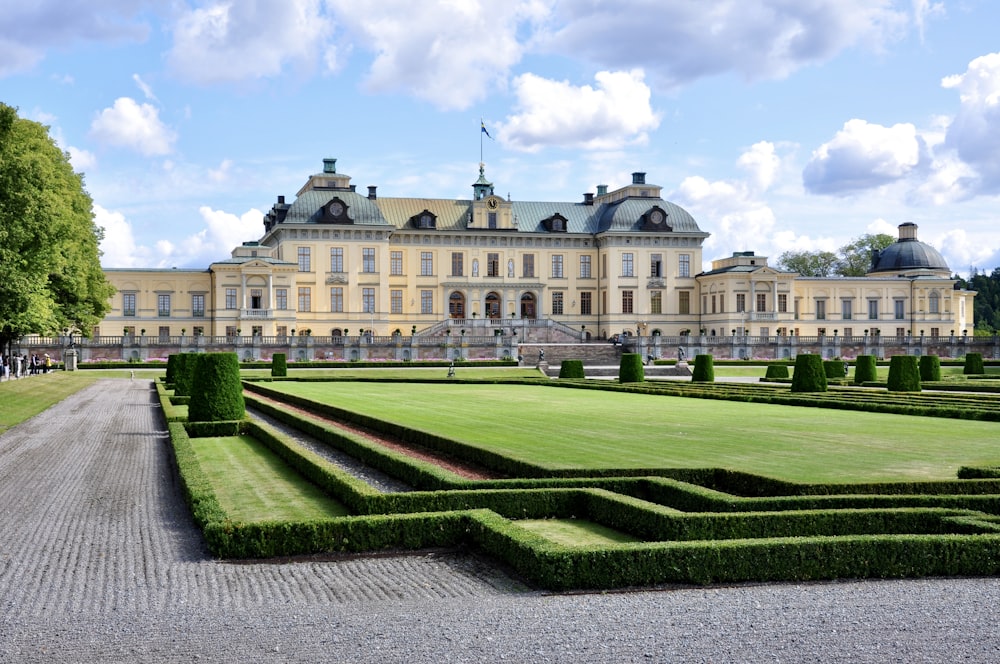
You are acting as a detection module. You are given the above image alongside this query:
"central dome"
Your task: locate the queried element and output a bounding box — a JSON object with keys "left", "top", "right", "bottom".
{"left": 868, "top": 223, "right": 949, "bottom": 275}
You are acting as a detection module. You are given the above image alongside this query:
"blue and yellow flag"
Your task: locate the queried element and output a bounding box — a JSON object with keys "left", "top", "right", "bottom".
{"left": 480, "top": 120, "right": 493, "bottom": 139}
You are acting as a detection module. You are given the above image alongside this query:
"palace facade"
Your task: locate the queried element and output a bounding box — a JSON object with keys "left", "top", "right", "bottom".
{"left": 97, "top": 158, "right": 975, "bottom": 347}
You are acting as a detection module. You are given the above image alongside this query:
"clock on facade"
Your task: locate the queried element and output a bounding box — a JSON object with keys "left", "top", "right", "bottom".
{"left": 650, "top": 209, "right": 664, "bottom": 224}
{"left": 486, "top": 196, "right": 499, "bottom": 210}
{"left": 329, "top": 201, "right": 344, "bottom": 217}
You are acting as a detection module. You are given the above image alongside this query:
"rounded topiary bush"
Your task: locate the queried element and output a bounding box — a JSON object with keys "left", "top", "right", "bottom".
{"left": 964, "top": 352, "right": 985, "bottom": 375}
{"left": 853, "top": 355, "right": 878, "bottom": 384}
{"left": 764, "top": 364, "right": 789, "bottom": 380}
{"left": 172, "top": 352, "right": 197, "bottom": 396}
{"left": 790, "top": 354, "right": 827, "bottom": 393}
{"left": 919, "top": 354, "right": 941, "bottom": 382}
{"left": 559, "top": 359, "right": 585, "bottom": 379}
{"left": 691, "top": 354, "right": 714, "bottom": 382}
{"left": 271, "top": 352, "right": 287, "bottom": 378}
{"left": 823, "top": 359, "right": 846, "bottom": 380}
{"left": 619, "top": 353, "right": 644, "bottom": 383}
{"left": 188, "top": 352, "right": 245, "bottom": 422}
{"left": 887, "top": 355, "right": 921, "bottom": 392}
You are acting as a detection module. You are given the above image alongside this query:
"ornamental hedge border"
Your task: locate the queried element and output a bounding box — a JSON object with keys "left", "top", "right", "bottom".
{"left": 160, "top": 377, "right": 1000, "bottom": 590}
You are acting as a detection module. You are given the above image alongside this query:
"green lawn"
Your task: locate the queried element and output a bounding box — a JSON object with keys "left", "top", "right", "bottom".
{"left": 240, "top": 366, "right": 541, "bottom": 380}
{"left": 190, "top": 435, "right": 349, "bottom": 522}
{"left": 517, "top": 519, "right": 641, "bottom": 546}
{"left": 0, "top": 373, "right": 99, "bottom": 434}
{"left": 259, "top": 381, "right": 1000, "bottom": 483}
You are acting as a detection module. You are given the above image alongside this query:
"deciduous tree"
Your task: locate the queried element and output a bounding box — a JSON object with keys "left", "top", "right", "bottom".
{"left": 0, "top": 103, "right": 114, "bottom": 356}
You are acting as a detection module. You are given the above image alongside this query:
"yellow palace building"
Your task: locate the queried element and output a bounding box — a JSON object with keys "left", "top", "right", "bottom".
{"left": 98, "top": 158, "right": 974, "bottom": 351}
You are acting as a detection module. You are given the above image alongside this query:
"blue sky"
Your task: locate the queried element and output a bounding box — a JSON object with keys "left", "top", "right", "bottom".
{"left": 2, "top": 0, "right": 999, "bottom": 276}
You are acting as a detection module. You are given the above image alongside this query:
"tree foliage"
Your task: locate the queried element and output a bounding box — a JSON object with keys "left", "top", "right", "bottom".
{"left": 956, "top": 268, "right": 1000, "bottom": 334}
{"left": 775, "top": 234, "right": 895, "bottom": 277}
{"left": 0, "top": 103, "right": 114, "bottom": 353}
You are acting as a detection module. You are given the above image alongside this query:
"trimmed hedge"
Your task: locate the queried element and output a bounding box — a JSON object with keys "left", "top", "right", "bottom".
{"left": 558, "top": 359, "right": 585, "bottom": 379}
{"left": 188, "top": 352, "right": 246, "bottom": 422}
{"left": 965, "top": 353, "right": 985, "bottom": 375}
{"left": 271, "top": 353, "right": 287, "bottom": 377}
{"left": 823, "top": 359, "right": 846, "bottom": 380}
{"left": 691, "top": 354, "right": 714, "bottom": 382}
{"left": 619, "top": 353, "right": 645, "bottom": 383}
{"left": 790, "top": 354, "right": 827, "bottom": 393}
{"left": 764, "top": 364, "right": 789, "bottom": 380}
{"left": 919, "top": 355, "right": 942, "bottom": 382}
{"left": 172, "top": 352, "right": 197, "bottom": 397}
{"left": 887, "top": 355, "right": 921, "bottom": 392}
{"left": 853, "top": 355, "right": 878, "bottom": 385}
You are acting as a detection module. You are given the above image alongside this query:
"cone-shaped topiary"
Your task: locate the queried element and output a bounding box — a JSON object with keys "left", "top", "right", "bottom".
{"left": 853, "top": 355, "right": 878, "bottom": 384}
{"left": 964, "top": 352, "right": 985, "bottom": 375}
{"left": 172, "top": 352, "right": 197, "bottom": 396}
{"left": 790, "top": 354, "right": 827, "bottom": 392}
{"left": 887, "top": 355, "right": 921, "bottom": 392}
{"left": 188, "top": 352, "right": 245, "bottom": 422}
{"left": 692, "top": 354, "right": 714, "bottom": 382}
{"left": 271, "top": 353, "right": 287, "bottom": 377}
{"left": 919, "top": 354, "right": 941, "bottom": 382}
{"left": 559, "top": 359, "right": 585, "bottom": 379}
{"left": 823, "top": 359, "right": 846, "bottom": 380}
{"left": 764, "top": 364, "right": 789, "bottom": 380}
{"left": 619, "top": 353, "right": 645, "bottom": 383}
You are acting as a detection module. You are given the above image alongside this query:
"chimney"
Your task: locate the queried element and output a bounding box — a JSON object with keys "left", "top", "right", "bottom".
{"left": 583, "top": 192, "right": 594, "bottom": 206}
{"left": 277, "top": 195, "right": 285, "bottom": 205}
{"left": 368, "top": 185, "right": 377, "bottom": 200}
{"left": 898, "top": 222, "right": 917, "bottom": 241}
{"left": 322, "top": 158, "right": 337, "bottom": 174}
{"left": 632, "top": 172, "right": 646, "bottom": 185}
{"left": 596, "top": 184, "right": 608, "bottom": 196}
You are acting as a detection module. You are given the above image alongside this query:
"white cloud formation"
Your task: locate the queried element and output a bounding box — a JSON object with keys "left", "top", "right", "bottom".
{"left": 89, "top": 97, "right": 177, "bottom": 156}
{"left": 737, "top": 141, "right": 782, "bottom": 191}
{"left": 166, "top": 0, "right": 333, "bottom": 84}
{"left": 912, "top": 0, "right": 945, "bottom": 43}
{"left": 802, "top": 119, "right": 922, "bottom": 194}
{"left": 329, "top": 0, "right": 540, "bottom": 110}
{"left": 132, "top": 73, "right": 157, "bottom": 101}
{"left": 68, "top": 146, "right": 98, "bottom": 173}
{"left": 0, "top": 1, "right": 149, "bottom": 77}
{"left": 98, "top": 204, "right": 263, "bottom": 269}
{"left": 673, "top": 175, "right": 778, "bottom": 268}
{"left": 96, "top": 204, "right": 150, "bottom": 268}
{"left": 941, "top": 52, "right": 1000, "bottom": 193}
{"left": 538, "top": 1, "right": 910, "bottom": 88}
{"left": 499, "top": 70, "right": 660, "bottom": 152}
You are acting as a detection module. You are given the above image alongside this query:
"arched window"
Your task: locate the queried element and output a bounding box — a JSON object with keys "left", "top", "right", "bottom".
{"left": 928, "top": 291, "right": 940, "bottom": 314}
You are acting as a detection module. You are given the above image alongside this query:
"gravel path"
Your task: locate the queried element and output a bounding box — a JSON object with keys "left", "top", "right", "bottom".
{"left": 1, "top": 379, "right": 999, "bottom": 662}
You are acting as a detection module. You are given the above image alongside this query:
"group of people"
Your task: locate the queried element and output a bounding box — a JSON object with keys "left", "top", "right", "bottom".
{"left": 0, "top": 353, "right": 52, "bottom": 380}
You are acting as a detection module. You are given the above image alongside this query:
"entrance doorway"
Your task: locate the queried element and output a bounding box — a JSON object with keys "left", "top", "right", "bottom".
{"left": 485, "top": 292, "right": 501, "bottom": 319}
{"left": 520, "top": 293, "right": 536, "bottom": 320}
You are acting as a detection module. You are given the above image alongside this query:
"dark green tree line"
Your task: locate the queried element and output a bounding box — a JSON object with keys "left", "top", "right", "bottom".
{"left": 956, "top": 268, "right": 1000, "bottom": 334}
{"left": 0, "top": 103, "right": 114, "bottom": 356}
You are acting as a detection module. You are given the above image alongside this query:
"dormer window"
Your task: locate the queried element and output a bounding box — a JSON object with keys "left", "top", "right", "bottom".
{"left": 542, "top": 212, "right": 568, "bottom": 233}
{"left": 322, "top": 198, "right": 352, "bottom": 224}
{"left": 411, "top": 210, "right": 437, "bottom": 229}
{"left": 641, "top": 205, "right": 672, "bottom": 231}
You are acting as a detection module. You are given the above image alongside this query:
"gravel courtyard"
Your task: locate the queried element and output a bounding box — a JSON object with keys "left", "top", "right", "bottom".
{"left": 1, "top": 379, "right": 999, "bottom": 663}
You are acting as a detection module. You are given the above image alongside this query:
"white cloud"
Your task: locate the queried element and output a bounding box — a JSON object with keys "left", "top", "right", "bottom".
{"left": 68, "top": 146, "right": 98, "bottom": 173}
{"left": 132, "top": 73, "right": 157, "bottom": 101}
{"left": 737, "top": 141, "right": 782, "bottom": 191}
{"left": 538, "top": 1, "right": 910, "bottom": 88}
{"left": 941, "top": 52, "right": 1000, "bottom": 193}
{"left": 912, "top": 0, "right": 945, "bottom": 43}
{"left": 98, "top": 204, "right": 263, "bottom": 269}
{"left": 672, "top": 175, "right": 778, "bottom": 268}
{"left": 96, "top": 204, "right": 150, "bottom": 268}
{"left": 0, "top": 1, "right": 149, "bottom": 78}
{"left": 89, "top": 97, "right": 177, "bottom": 156}
{"left": 803, "top": 119, "right": 922, "bottom": 194}
{"left": 329, "top": 0, "right": 537, "bottom": 110}
{"left": 208, "top": 159, "right": 234, "bottom": 183}
{"left": 166, "top": 0, "right": 333, "bottom": 84}
{"left": 500, "top": 70, "right": 660, "bottom": 152}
